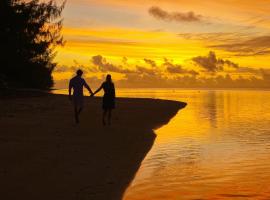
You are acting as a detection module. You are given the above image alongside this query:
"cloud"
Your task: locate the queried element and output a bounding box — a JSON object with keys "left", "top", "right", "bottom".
{"left": 210, "top": 36, "right": 270, "bottom": 56}
{"left": 91, "top": 55, "right": 164, "bottom": 76}
{"left": 178, "top": 32, "right": 246, "bottom": 43}
{"left": 54, "top": 65, "right": 72, "bottom": 73}
{"left": 136, "top": 65, "right": 157, "bottom": 75}
{"left": 144, "top": 58, "right": 157, "bottom": 67}
{"left": 235, "top": 66, "right": 260, "bottom": 74}
{"left": 53, "top": 54, "right": 270, "bottom": 89}
{"left": 54, "top": 60, "right": 95, "bottom": 73}
{"left": 163, "top": 60, "right": 199, "bottom": 76}
{"left": 148, "top": 6, "right": 202, "bottom": 23}
{"left": 192, "top": 51, "right": 238, "bottom": 72}
{"left": 116, "top": 73, "right": 270, "bottom": 88}
{"left": 91, "top": 55, "right": 163, "bottom": 76}
{"left": 261, "top": 69, "right": 270, "bottom": 81}
{"left": 90, "top": 55, "right": 201, "bottom": 77}
{"left": 218, "top": 59, "right": 239, "bottom": 69}
{"left": 122, "top": 57, "right": 128, "bottom": 65}
{"left": 118, "top": 72, "right": 168, "bottom": 88}
{"left": 91, "top": 55, "right": 133, "bottom": 73}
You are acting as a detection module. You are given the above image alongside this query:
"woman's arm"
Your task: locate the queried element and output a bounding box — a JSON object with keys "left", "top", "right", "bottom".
{"left": 93, "top": 83, "right": 103, "bottom": 95}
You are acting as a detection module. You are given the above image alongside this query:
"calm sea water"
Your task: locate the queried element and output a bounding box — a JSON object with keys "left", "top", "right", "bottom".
{"left": 55, "top": 89, "right": 270, "bottom": 199}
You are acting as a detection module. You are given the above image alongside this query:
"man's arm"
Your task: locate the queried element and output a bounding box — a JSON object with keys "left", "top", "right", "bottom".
{"left": 84, "top": 81, "right": 93, "bottom": 96}
{"left": 112, "top": 84, "right": 115, "bottom": 98}
{"left": 68, "top": 80, "right": 72, "bottom": 100}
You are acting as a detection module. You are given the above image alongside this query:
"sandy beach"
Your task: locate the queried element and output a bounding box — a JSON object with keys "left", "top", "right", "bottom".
{"left": 0, "top": 93, "right": 186, "bottom": 200}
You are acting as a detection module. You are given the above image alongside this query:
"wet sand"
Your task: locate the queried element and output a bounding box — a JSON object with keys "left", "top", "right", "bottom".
{"left": 0, "top": 93, "right": 186, "bottom": 200}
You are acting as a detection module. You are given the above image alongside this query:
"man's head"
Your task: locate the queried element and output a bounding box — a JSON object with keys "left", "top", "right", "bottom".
{"left": 76, "top": 69, "right": 83, "bottom": 77}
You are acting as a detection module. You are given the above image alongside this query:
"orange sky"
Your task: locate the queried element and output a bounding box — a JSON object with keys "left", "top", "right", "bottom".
{"left": 52, "top": 0, "right": 270, "bottom": 88}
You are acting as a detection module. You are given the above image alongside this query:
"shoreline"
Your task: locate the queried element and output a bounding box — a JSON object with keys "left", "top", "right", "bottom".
{"left": 0, "top": 93, "right": 186, "bottom": 200}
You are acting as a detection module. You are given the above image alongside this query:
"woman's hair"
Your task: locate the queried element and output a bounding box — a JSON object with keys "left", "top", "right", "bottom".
{"left": 106, "top": 74, "right": 112, "bottom": 82}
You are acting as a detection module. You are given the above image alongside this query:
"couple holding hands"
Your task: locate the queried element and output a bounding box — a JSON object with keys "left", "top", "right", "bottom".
{"left": 69, "top": 69, "right": 115, "bottom": 125}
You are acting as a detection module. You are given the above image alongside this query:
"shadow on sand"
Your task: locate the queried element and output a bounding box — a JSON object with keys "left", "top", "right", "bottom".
{"left": 0, "top": 94, "right": 186, "bottom": 200}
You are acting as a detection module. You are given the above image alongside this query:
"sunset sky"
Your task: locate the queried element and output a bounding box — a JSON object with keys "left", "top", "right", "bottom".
{"left": 53, "top": 0, "right": 270, "bottom": 88}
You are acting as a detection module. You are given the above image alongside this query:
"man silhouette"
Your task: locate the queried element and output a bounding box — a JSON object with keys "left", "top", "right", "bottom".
{"left": 69, "top": 69, "right": 93, "bottom": 123}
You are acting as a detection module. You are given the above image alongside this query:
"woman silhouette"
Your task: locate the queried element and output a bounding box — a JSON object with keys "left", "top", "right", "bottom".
{"left": 93, "top": 74, "right": 115, "bottom": 125}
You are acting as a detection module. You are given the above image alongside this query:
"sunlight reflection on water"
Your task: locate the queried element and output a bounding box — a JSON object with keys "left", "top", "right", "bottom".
{"left": 119, "top": 89, "right": 270, "bottom": 200}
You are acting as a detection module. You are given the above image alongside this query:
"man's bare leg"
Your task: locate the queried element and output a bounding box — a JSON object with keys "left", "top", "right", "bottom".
{"left": 74, "top": 105, "right": 79, "bottom": 124}
{"left": 78, "top": 107, "right": 83, "bottom": 115}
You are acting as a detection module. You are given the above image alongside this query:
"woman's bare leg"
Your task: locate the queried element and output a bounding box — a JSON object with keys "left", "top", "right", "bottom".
{"left": 103, "top": 109, "right": 107, "bottom": 126}
{"left": 108, "top": 109, "right": 112, "bottom": 125}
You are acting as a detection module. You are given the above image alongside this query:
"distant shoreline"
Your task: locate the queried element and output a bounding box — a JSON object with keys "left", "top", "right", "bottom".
{"left": 1, "top": 87, "right": 270, "bottom": 99}
{"left": 52, "top": 87, "right": 270, "bottom": 92}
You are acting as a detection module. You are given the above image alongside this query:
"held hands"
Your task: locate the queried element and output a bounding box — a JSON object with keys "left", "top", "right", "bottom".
{"left": 90, "top": 92, "right": 95, "bottom": 97}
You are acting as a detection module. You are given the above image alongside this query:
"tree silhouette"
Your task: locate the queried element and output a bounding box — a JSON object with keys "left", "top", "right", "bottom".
{"left": 0, "top": 0, "right": 65, "bottom": 89}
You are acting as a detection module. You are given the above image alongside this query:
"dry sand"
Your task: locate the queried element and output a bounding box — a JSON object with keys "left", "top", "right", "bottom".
{"left": 0, "top": 93, "right": 186, "bottom": 200}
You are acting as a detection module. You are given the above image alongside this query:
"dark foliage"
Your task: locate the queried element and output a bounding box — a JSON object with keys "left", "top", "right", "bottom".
{"left": 0, "top": 0, "right": 65, "bottom": 89}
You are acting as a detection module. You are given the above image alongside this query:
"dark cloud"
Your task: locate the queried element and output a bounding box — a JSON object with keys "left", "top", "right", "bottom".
{"left": 192, "top": 51, "right": 238, "bottom": 72}
{"left": 178, "top": 32, "right": 245, "bottom": 43}
{"left": 178, "top": 32, "right": 221, "bottom": 40}
{"left": 166, "top": 65, "right": 184, "bottom": 73}
{"left": 218, "top": 59, "right": 239, "bottom": 69}
{"left": 163, "top": 60, "right": 199, "bottom": 76}
{"left": 118, "top": 73, "right": 168, "bottom": 88}
{"left": 69, "top": 38, "right": 137, "bottom": 46}
{"left": 54, "top": 55, "right": 270, "bottom": 89}
{"left": 91, "top": 55, "right": 133, "bottom": 73}
{"left": 210, "top": 36, "right": 270, "bottom": 56}
{"left": 115, "top": 73, "right": 270, "bottom": 88}
{"left": 54, "top": 65, "right": 71, "bottom": 73}
{"left": 235, "top": 66, "right": 260, "bottom": 74}
{"left": 261, "top": 69, "right": 270, "bottom": 81}
{"left": 54, "top": 60, "right": 95, "bottom": 73}
{"left": 178, "top": 33, "right": 270, "bottom": 56}
{"left": 122, "top": 57, "right": 128, "bottom": 65}
{"left": 91, "top": 55, "right": 162, "bottom": 76}
{"left": 144, "top": 58, "right": 157, "bottom": 67}
{"left": 91, "top": 55, "right": 164, "bottom": 76}
{"left": 149, "top": 6, "right": 202, "bottom": 23}
{"left": 136, "top": 65, "right": 157, "bottom": 76}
